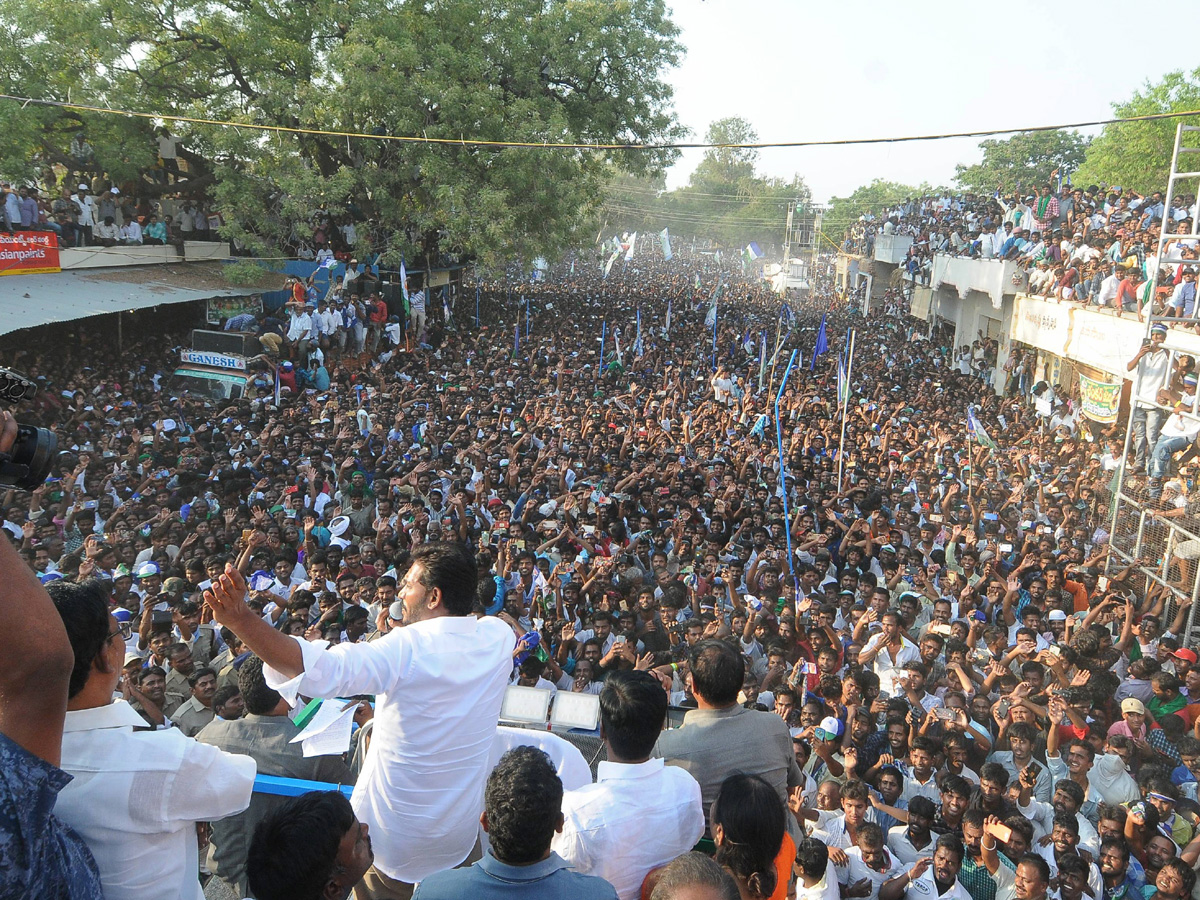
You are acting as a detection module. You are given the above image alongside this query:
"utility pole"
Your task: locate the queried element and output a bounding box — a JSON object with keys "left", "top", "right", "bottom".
{"left": 783, "top": 200, "right": 794, "bottom": 270}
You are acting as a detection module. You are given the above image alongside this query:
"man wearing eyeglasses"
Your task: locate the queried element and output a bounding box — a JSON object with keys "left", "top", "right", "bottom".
{"left": 46, "top": 578, "right": 256, "bottom": 900}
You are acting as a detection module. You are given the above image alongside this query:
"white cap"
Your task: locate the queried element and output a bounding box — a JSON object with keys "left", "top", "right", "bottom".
{"left": 815, "top": 716, "right": 844, "bottom": 740}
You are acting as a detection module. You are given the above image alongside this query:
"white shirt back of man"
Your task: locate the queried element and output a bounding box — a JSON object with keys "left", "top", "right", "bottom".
{"left": 552, "top": 757, "right": 704, "bottom": 900}
{"left": 55, "top": 699, "right": 256, "bottom": 900}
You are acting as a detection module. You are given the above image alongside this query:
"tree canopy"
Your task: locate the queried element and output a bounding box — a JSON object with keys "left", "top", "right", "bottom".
{"left": 953, "top": 130, "right": 1089, "bottom": 195}
{"left": 1074, "top": 68, "right": 1200, "bottom": 195}
{"left": 0, "top": 0, "right": 685, "bottom": 268}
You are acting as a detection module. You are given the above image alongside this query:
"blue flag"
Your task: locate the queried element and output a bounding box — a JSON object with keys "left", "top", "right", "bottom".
{"left": 810, "top": 314, "right": 829, "bottom": 371}
{"left": 780, "top": 302, "right": 795, "bottom": 332}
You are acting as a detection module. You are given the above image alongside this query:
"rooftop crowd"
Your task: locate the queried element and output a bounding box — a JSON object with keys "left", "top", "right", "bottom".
{"left": 3, "top": 130, "right": 225, "bottom": 250}
{"left": 842, "top": 183, "right": 1199, "bottom": 320}
{"left": 5, "top": 235, "right": 1200, "bottom": 900}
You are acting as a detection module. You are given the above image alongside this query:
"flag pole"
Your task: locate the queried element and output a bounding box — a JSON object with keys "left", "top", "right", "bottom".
{"left": 711, "top": 298, "right": 718, "bottom": 371}
{"left": 757, "top": 331, "right": 767, "bottom": 394}
{"left": 597, "top": 320, "right": 606, "bottom": 384}
{"left": 774, "top": 349, "right": 799, "bottom": 588}
{"left": 968, "top": 430, "right": 975, "bottom": 504}
{"left": 767, "top": 313, "right": 784, "bottom": 397}
{"left": 836, "top": 328, "right": 857, "bottom": 490}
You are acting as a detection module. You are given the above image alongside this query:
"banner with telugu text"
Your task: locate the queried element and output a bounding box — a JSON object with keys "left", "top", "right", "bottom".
{"left": 1078, "top": 374, "right": 1121, "bottom": 424}
{"left": 0, "top": 231, "right": 60, "bottom": 275}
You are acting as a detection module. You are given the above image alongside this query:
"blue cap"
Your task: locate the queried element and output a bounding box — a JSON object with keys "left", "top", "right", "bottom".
{"left": 38, "top": 572, "right": 64, "bottom": 585}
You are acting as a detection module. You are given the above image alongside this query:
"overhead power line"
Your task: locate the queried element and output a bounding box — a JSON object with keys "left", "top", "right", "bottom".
{"left": 4, "top": 93, "right": 1200, "bottom": 151}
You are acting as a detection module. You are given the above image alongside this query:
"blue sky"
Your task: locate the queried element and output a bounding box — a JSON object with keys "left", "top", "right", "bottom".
{"left": 663, "top": 0, "right": 1198, "bottom": 202}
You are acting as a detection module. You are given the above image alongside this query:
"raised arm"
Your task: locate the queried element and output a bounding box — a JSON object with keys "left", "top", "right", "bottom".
{"left": 205, "top": 564, "right": 306, "bottom": 680}
{"left": 0, "top": 413, "right": 75, "bottom": 765}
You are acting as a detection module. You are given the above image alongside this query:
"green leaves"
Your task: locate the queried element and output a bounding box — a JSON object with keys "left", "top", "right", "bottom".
{"left": 1075, "top": 68, "right": 1200, "bottom": 195}
{"left": 0, "top": 0, "right": 685, "bottom": 267}
{"left": 954, "top": 130, "right": 1089, "bottom": 195}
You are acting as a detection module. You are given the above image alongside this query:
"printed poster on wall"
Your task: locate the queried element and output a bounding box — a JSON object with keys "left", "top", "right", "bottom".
{"left": 0, "top": 231, "right": 60, "bottom": 276}
{"left": 206, "top": 294, "right": 263, "bottom": 324}
{"left": 1078, "top": 374, "right": 1121, "bottom": 423}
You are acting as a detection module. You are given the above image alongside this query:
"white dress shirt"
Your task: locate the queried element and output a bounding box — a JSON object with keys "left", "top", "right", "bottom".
{"left": 841, "top": 845, "right": 903, "bottom": 892}
{"left": 1018, "top": 796, "right": 1100, "bottom": 855}
{"left": 811, "top": 809, "right": 855, "bottom": 848}
{"left": 265, "top": 614, "right": 516, "bottom": 883}
{"left": 286, "top": 311, "right": 313, "bottom": 341}
{"left": 906, "top": 868, "right": 971, "bottom": 900}
{"left": 887, "top": 824, "right": 936, "bottom": 866}
{"left": 491, "top": 726, "right": 592, "bottom": 792}
{"left": 797, "top": 859, "right": 842, "bottom": 900}
{"left": 55, "top": 700, "right": 256, "bottom": 900}
{"left": 861, "top": 633, "right": 920, "bottom": 696}
{"left": 552, "top": 757, "right": 704, "bottom": 900}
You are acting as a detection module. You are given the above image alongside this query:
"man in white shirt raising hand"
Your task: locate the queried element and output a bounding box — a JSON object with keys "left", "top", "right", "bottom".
{"left": 205, "top": 541, "right": 517, "bottom": 900}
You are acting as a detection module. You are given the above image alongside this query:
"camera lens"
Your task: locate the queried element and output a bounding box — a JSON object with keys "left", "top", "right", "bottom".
{"left": 2, "top": 425, "right": 58, "bottom": 490}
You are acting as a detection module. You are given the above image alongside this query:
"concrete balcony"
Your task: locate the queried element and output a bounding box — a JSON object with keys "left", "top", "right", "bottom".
{"left": 874, "top": 233, "right": 913, "bottom": 265}
{"left": 930, "top": 254, "right": 1023, "bottom": 311}
{"left": 1011, "top": 293, "right": 1200, "bottom": 379}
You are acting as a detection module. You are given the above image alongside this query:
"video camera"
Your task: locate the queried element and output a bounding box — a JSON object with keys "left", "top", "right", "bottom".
{"left": 0, "top": 368, "right": 58, "bottom": 490}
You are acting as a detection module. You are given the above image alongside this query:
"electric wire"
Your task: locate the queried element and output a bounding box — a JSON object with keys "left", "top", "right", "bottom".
{"left": 5, "top": 92, "right": 1200, "bottom": 151}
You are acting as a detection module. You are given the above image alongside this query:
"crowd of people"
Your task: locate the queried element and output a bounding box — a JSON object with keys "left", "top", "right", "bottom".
{"left": 5, "top": 235, "right": 1200, "bottom": 900}
{"left": 3, "top": 157, "right": 224, "bottom": 249}
{"left": 842, "top": 184, "right": 1199, "bottom": 321}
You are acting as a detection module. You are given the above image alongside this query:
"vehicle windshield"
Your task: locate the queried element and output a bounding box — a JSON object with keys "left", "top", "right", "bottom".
{"left": 172, "top": 371, "right": 243, "bottom": 400}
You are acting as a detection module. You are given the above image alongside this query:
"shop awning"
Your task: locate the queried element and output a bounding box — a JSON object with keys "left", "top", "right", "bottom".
{"left": 0, "top": 262, "right": 249, "bottom": 336}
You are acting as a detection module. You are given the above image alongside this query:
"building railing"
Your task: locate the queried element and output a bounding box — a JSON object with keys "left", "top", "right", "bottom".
{"left": 1009, "top": 294, "right": 1200, "bottom": 382}
{"left": 931, "top": 254, "right": 1023, "bottom": 310}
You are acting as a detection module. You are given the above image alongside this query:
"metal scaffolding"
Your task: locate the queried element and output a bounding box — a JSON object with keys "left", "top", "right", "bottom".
{"left": 1106, "top": 123, "right": 1200, "bottom": 648}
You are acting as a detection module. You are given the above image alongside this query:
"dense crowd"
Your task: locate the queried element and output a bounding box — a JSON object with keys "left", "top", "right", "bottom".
{"left": 3, "top": 167, "right": 223, "bottom": 249}
{"left": 6, "top": 237, "right": 1200, "bottom": 900}
{"left": 842, "top": 184, "right": 1199, "bottom": 321}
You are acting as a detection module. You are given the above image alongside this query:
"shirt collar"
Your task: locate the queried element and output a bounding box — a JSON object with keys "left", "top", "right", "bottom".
{"left": 63, "top": 699, "right": 148, "bottom": 733}
{"left": 596, "top": 757, "right": 664, "bottom": 782}
{"left": 683, "top": 704, "right": 745, "bottom": 722}
{"left": 477, "top": 851, "right": 572, "bottom": 883}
